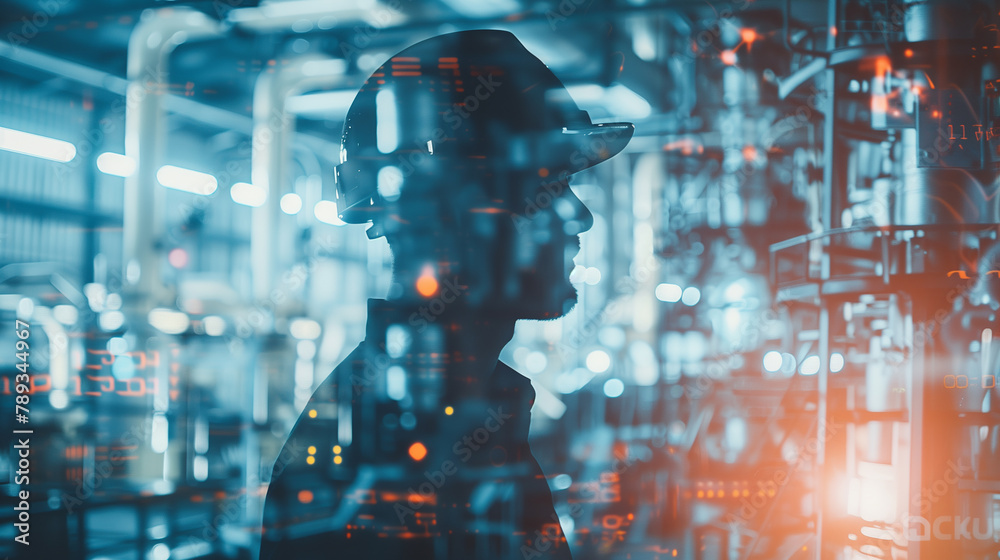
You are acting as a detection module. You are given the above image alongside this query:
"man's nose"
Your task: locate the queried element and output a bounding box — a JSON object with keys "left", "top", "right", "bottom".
{"left": 565, "top": 189, "right": 594, "bottom": 234}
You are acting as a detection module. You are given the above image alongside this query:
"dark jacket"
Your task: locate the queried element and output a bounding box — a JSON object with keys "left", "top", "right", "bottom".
{"left": 259, "top": 303, "right": 571, "bottom": 560}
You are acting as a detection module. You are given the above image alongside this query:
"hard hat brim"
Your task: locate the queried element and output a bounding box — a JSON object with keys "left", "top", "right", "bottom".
{"left": 560, "top": 122, "right": 635, "bottom": 174}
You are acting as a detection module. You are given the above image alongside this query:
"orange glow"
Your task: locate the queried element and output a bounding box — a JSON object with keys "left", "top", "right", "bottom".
{"left": 406, "top": 492, "right": 436, "bottom": 504}
{"left": 334, "top": 455, "right": 343, "bottom": 465}
{"left": 672, "top": 551, "right": 678, "bottom": 557}
{"left": 409, "top": 442, "right": 428, "bottom": 461}
{"left": 333, "top": 445, "right": 341, "bottom": 454}
{"left": 830, "top": 26, "right": 838, "bottom": 36}
{"left": 932, "top": 110, "right": 941, "bottom": 119}
{"left": 696, "top": 490, "right": 704, "bottom": 498}
{"left": 874, "top": 56, "right": 891, "bottom": 77}
{"left": 742, "top": 145, "right": 757, "bottom": 161}
{"left": 416, "top": 266, "right": 439, "bottom": 297}
{"left": 740, "top": 29, "right": 757, "bottom": 44}
{"left": 904, "top": 48, "right": 914, "bottom": 58}
{"left": 538, "top": 167, "right": 549, "bottom": 177}
{"left": 308, "top": 409, "right": 317, "bottom": 418}
{"left": 306, "top": 456, "right": 315, "bottom": 465}
{"left": 720, "top": 49, "right": 737, "bottom": 66}
{"left": 444, "top": 406, "right": 454, "bottom": 415}
{"left": 298, "top": 490, "right": 313, "bottom": 504}
{"left": 308, "top": 446, "right": 316, "bottom": 455}
{"left": 871, "top": 95, "right": 888, "bottom": 113}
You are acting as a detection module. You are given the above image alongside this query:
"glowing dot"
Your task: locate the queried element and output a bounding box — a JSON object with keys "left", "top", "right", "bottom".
{"left": 707, "top": 490, "right": 714, "bottom": 498}
{"left": 280, "top": 193, "right": 302, "bottom": 215}
{"left": 333, "top": 445, "right": 341, "bottom": 454}
{"left": 681, "top": 286, "right": 701, "bottom": 306}
{"left": 800, "top": 355, "right": 821, "bottom": 375}
{"left": 308, "top": 446, "right": 316, "bottom": 455}
{"left": 586, "top": 350, "right": 611, "bottom": 373}
{"left": 308, "top": 409, "right": 317, "bottom": 418}
{"left": 416, "top": 266, "right": 438, "bottom": 297}
{"left": 932, "top": 110, "right": 941, "bottom": 119}
{"left": 763, "top": 351, "right": 783, "bottom": 372}
{"left": 408, "top": 442, "right": 428, "bottom": 461}
{"left": 334, "top": 455, "right": 343, "bottom": 464}
{"left": 740, "top": 28, "right": 756, "bottom": 43}
{"left": 538, "top": 168, "right": 549, "bottom": 177}
{"left": 603, "top": 378, "right": 625, "bottom": 398}
{"left": 721, "top": 50, "right": 736, "bottom": 65}
{"left": 672, "top": 551, "right": 678, "bottom": 557}
{"left": 655, "top": 283, "right": 682, "bottom": 302}
{"left": 904, "top": 48, "right": 913, "bottom": 57}
{"left": 306, "top": 456, "right": 315, "bottom": 465}
{"left": 444, "top": 406, "right": 454, "bottom": 416}
{"left": 298, "top": 490, "right": 313, "bottom": 503}
{"left": 830, "top": 352, "right": 845, "bottom": 373}
{"left": 697, "top": 491, "right": 704, "bottom": 498}
{"left": 168, "top": 248, "right": 188, "bottom": 269}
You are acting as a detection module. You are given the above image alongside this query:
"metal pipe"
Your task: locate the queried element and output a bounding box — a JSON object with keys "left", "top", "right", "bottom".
{"left": 250, "top": 57, "right": 346, "bottom": 301}
{"left": 121, "top": 7, "right": 221, "bottom": 328}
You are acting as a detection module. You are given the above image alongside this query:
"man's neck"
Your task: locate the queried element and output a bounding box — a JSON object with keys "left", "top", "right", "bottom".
{"left": 365, "top": 297, "right": 516, "bottom": 375}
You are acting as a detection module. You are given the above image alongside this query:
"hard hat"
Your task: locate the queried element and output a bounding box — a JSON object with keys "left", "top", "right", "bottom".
{"left": 333, "top": 29, "right": 634, "bottom": 231}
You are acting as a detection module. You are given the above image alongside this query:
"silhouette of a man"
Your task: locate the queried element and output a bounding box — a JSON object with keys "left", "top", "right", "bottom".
{"left": 260, "top": 30, "right": 632, "bottom": 560}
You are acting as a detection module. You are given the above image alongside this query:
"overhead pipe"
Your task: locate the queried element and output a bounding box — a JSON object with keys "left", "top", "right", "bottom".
{"left": 250, "top": 56, "right": 346, "bottom": 302}
{"left": 121, "top": 7, "right": 221, "bottom": 329}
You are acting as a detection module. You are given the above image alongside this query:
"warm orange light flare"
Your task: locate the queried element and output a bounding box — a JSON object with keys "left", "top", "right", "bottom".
{"left": 298, "top": 490, "right": 313, "bottom": 504}
{"left": 740, "top": 28, "right": 757, "bottom": 44}
{"left": 416, "top": 266, "right": 439, "bottom": 297}
{"left": 720, "top": 49, "right": 737, "bottom": 66}
{"left": 409, "top": 441, "right": 428, "bottom": 461}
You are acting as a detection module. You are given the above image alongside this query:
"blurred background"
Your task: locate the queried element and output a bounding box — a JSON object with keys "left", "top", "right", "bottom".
{"left": 1, "top": 0, "right": 999, "bottom": 559}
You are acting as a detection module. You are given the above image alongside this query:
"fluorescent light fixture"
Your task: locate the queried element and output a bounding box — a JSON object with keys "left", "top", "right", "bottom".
{"left": 289, "top": 318, "right": 321, "bottom": 339}
{"left": 0, "top": 126, "right": 76, "bottom": 162}
{"left": 314, "top": 200, "right": 345, "bottom": 225}
{"left": 230, "top": 182, "right": 267, "bottom": 207}
{"left": 440, "top": 0, "right": 519, "bottom": 18}
{"left": 157, "top": 165, "right": 218, "bottom": 195}
{"left": 148, "top": 308, "right": 190, "bottom": 335}
{"left": 286, "top": 90, "right": 358, "bottom": 120}
{"left": 97, "top": 152, "right": 136, "bottom": 177}
{"left": 376, "top": 88, "right": 398, "bottom": 154}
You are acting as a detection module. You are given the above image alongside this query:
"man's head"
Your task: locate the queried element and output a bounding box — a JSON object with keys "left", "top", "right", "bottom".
{"left": 334, "top": 30, "right": 633, "bottom": 319}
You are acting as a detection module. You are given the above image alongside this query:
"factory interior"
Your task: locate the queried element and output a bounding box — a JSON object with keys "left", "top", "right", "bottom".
{"left": 1, "top": 0, "right": 1000, "bottom": 558}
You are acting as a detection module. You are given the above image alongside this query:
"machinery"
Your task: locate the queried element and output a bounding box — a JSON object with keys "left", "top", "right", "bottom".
{"left": 0, "top": 1, "right": 998, "bottom": 559}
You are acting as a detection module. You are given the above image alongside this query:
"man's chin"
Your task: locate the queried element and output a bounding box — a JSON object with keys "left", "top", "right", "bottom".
{"left": 521, "top": 287, "right": 578, "bottom": 321}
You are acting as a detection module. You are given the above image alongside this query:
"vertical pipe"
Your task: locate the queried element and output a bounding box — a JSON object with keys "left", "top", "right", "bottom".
{"left": 121, "top": 8, "right": 220, "bottom": 328}
{"left": 250, "top": 57, "right": 344, "bottom": 302}
{"left": 815, "top": 1, "right": 838, "bottom": 558}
